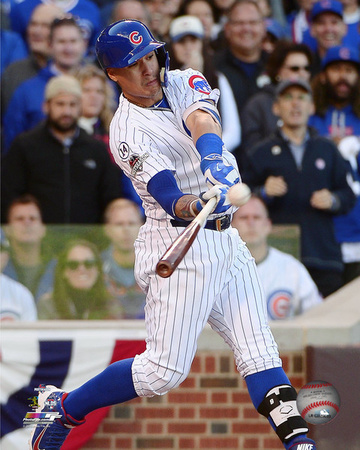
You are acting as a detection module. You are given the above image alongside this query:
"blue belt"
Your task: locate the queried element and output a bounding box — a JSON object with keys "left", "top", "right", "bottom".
{"left": 170, "top": 215, "right": 231, "bottom": 232}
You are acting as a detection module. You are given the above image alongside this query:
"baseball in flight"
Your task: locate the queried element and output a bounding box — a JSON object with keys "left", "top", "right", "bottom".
{"left": 227, "top": 183, "right": 251, "bottom": 207}
{"left": 296, "top": 380, "right": 340, "bottom": 425}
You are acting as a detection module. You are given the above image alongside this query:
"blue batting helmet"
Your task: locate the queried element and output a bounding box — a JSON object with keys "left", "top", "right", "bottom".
{"left": 96, "top": 20, "right": 168, "bottom": 74}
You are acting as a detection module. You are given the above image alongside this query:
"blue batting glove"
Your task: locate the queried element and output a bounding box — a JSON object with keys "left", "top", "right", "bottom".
{"left": 196, "top": 185, "right": 231, "bottom": 215}
{"left": 200, "top": 154, "right": 240, "bottom": 188}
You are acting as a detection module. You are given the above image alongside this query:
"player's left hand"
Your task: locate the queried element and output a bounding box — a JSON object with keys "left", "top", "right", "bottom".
{"left": 198, "top": 185, "right": 231, "bottom": 214}
{"left": 201, "top": 154, "right": 240, "bottom": 188}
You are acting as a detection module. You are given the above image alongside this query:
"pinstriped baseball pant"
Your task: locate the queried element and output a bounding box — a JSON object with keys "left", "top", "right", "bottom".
{"left": 132, "top": 222, "right": 282, "bottom": 397}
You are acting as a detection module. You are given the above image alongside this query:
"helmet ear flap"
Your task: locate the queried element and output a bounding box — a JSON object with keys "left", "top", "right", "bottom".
{"left": 157, "top": 48, "right": 169, "bottom": 87}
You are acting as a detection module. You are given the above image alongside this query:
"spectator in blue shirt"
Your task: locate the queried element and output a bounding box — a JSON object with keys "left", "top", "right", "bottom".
{"left": 309, "top": 45, "right": 360, "bottom": 283}
{"left": 2, "top": 16, "right": 87, "bottom": 153}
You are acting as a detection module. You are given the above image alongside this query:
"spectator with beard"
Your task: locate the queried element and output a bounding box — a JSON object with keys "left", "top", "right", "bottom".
{"left": 1, "top": 75, "right": 122, "bottom": 224}
{"left": 2, "top": 16, "right": 88, "bottom": 153}
{"left": 309, "top": 45, "right": 360, "bottom": 283}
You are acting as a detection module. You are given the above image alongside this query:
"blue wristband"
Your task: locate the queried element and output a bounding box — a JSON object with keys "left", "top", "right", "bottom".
{"left": 196, "top": 133, "right": 223, "bottom": 159}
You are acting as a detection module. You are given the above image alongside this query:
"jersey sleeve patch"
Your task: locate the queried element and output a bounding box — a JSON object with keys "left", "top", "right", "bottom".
{"left": 129, "top": 152, "right": 149, "bottom": 176}
{"left": 117, "top": 141, "right": 130, "bottom": 160}
{"left": 188, "top": 75, "right": 212, "bottom": 94}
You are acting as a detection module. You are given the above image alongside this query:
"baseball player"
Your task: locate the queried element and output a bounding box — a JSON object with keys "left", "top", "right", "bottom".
{"left": 29, "top": 20, "right": 317, "bottom": 450}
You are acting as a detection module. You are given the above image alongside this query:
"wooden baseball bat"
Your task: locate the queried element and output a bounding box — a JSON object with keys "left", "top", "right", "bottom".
{"left": 156, "top": 197, "right": 217, "bottom": 278}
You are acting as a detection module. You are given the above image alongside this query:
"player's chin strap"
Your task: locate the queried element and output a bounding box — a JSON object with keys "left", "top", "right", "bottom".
{"left": 257, "top": 385, "right": 309, "bottom": 443}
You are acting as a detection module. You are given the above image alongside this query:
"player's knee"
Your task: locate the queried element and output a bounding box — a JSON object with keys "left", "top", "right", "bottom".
{"left": 133, "top": 357, "right": 189, "bottom": 397}
{"left": 152, "top": 368, "right": 187, "bottom": 395}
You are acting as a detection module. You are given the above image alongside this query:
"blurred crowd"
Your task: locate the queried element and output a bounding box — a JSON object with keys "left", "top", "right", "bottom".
{"left": 1, "top": 0, "right": 359, "bottom": 321}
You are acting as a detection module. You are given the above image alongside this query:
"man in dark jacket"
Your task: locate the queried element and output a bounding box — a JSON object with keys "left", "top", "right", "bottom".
{"left": 214, "top": 0, "right": 268, "bottom": 165}
{"left": 1, "top": 75, "right": 122, "bottom": 224}
{"left": 242, "top": 78, "right": 356, "bottom": 297}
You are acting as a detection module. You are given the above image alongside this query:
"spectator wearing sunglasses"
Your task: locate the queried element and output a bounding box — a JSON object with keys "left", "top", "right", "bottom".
{"left": 37, "top": 239, "right": 114, "bottom": 319}
{"left": 240, "top": 39, "right": 313, "bottom": 158}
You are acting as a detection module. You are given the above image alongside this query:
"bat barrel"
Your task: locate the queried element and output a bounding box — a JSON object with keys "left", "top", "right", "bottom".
{"left": 156, "top": 260, "right": 175, "bottom": 278}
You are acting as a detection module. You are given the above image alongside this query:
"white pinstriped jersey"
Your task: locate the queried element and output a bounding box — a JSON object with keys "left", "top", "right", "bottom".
{"left": 109, "top": 68, "right": 239, "bottom": 221}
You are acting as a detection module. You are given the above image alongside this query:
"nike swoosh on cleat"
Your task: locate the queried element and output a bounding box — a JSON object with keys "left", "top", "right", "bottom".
{"left": 33, "top": 426, "right": 47, "bottom": 450}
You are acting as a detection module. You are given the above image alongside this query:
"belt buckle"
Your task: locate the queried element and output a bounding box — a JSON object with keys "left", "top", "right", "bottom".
{"left": 215, "top": 215, "right": 230, "bottom": 231}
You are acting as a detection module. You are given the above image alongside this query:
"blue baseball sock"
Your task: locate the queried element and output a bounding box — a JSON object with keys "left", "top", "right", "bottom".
{"left": 245, "top": 367, "right": 308, "bottom": 450}
{"left": 63, "top": 358, "right": 138, "bottom": 419}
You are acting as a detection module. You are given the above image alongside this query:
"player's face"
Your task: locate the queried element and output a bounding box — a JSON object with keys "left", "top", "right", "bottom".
{"left": 323, "top": 62, "right": 359, "bottom": 102}
{"left": 107, "top": 52, "right": 163, "bottom": 107}
{"left": 45, "top": 93, "right": 81, "bottom": 132}
{"left": 81, "top": 76, "right": 106, "bottom": 118}
{"left": 310, "top": 13, "right": 347, "bottom": 51}
{"left": 105, "top": 206, "right": 142, "bottom": 252}
{"left": 64, "top": 245, "right": 99, "bottom": 290}
{"left": 51, "top": 25, "right": 86, "bottom": 71}
{"left": 7, "top": 204, "right": 45, "bottom": 245}
{"left": 225, "top": 3, "right": 265, "bottom": 55}
{"left": 231, "top": 198, "right": 271, "bottom": 246}
{"left": 273, "top": 87, "right": 314, "bottom": 129}
{"left": 278, "top": 52, "right": 311, "bottom": 82}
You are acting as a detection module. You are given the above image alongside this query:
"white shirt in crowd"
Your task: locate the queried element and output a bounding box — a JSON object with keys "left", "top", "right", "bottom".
{"left": 0, "top": 273, "right": 37, "bottom": 321}
{"left": 257, "top": 247, "right": 323, "bottom": 320}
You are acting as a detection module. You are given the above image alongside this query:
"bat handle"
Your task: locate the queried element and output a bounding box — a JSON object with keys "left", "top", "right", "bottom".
{"left": 194, "top": 196, "right": 217, "bottom": 227}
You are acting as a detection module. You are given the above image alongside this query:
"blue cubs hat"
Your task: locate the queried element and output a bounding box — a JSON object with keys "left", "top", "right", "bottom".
{"left": 322, "top": 46, "right": 360, "bottom": 69}
{"left": 311, "top": 0, "right": 343, "bottom": 21}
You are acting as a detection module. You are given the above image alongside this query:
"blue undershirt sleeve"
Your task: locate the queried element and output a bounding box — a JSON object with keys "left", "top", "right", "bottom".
{"left": 147, "top": 170, "right": 186, "bottom": 218}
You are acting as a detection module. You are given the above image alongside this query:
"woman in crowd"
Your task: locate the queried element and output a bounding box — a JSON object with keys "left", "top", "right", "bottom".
{"left": 241, "top": 39, "right": 313, "bottom": 153}
{"left": 76, "top": 64, "right": 116, "bottom": 147}
{"left": 37, "top": 239, "right": 116, "bottom": 320}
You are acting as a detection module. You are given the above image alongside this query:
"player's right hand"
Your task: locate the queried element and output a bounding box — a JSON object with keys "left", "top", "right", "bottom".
{"left": 198, "top": 185, "right": 231, "bottom": 214}
{"left": 201, "top": 154, "right": 240, "bottom": 188}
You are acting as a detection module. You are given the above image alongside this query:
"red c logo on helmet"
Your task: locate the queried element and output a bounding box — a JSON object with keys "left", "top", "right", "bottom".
{"left": 129, "top": 31, "right": 143, "bottom": 45}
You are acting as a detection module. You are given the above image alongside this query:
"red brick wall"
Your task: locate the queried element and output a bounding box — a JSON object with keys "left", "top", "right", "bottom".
{"left": 83, "top": 350, "right": 308, "bottom": 450}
